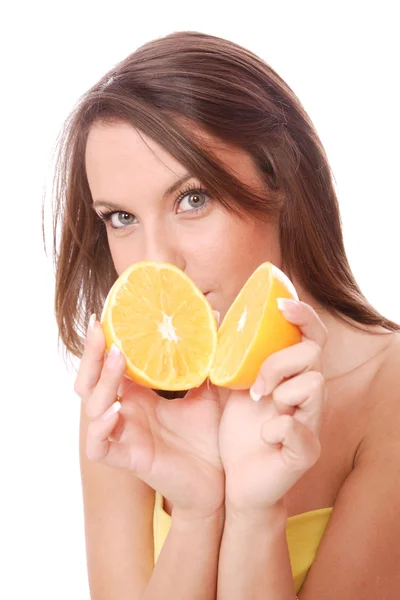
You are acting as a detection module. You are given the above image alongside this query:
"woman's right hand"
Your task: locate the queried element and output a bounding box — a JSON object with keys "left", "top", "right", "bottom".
{"left": 74, "top": 316, "right": 225, "bottom": 521}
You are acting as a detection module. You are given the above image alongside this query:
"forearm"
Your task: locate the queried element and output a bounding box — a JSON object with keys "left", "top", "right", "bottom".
{"left": 143, "top": 508, "right": 225, "bottom": 600}
{"left": 217, "top": 503, "right": 297, "bottom": 600}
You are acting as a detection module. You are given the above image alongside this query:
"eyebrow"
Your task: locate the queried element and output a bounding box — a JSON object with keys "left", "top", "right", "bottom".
{"left": 92, "top": 172, "right": 193, "bottom": 211}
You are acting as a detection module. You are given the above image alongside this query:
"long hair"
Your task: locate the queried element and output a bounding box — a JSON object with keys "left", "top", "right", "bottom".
{"left": 45, "top": 30, "right": 399, "bottom": 361}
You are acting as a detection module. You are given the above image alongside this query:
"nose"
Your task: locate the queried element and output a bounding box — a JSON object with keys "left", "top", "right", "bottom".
{"left": 142, "top": 222, "right": 186, "bottom": 271}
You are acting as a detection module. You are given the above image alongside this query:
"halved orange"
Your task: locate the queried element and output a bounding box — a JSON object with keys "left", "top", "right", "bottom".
{"left": 209, "top": 262, "right": 302, "bottom": 389}
{"left": 101, "top": 261, "right": 218, "bottom": 390}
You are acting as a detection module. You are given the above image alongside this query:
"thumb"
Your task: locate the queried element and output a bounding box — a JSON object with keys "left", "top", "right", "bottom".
{"left": 185, "top": 377, "right": 220, "bottom": 404}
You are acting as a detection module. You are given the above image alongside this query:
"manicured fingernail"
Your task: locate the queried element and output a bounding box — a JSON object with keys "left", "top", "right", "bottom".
{"left": 107, "top": 343, "right": 121, "bottom": 365}
{"left": 87, "top": 313, "right": 96, "bottom": 337}
{"left": 101, "top": 401, "right": 121, "bottom": 420}
{"left": 277, "top": 298, "right": 298, "bottom": 312}
{"left": 250, "top": 376, "right": 265, "bottom": 401}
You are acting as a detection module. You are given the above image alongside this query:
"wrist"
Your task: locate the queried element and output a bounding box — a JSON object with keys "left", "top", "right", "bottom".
{"left": 225, "top": 498, "right": 288, "bottom": 529}
{"left": 172, "top": 503, "right": 225, "bottom": 532}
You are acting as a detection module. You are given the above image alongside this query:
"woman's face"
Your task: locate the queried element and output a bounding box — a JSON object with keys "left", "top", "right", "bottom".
{"left": 85, "top": 121, "right": 282, "bottom": 318}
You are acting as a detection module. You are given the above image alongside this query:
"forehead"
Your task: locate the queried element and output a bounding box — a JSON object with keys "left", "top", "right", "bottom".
{"left": 85, "top": 120, "right": 263, "bottom": 194}
{"left": 86, "top": 121, "right": 185, "bottom": 182}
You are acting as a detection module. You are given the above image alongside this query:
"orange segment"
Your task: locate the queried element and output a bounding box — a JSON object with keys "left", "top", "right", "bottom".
{"left": 101, "top": 262, "right": 217, "bottom": 390}
{"left": 210, "top": 262, "right": 302, "bottom": 389}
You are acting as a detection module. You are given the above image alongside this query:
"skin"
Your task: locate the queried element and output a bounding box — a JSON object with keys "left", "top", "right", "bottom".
{"left": 78, "top": 120, "right": 400, "bottom": 598}
{"left": 86, "top": 122, "right": 281, "bottom": 324}
{"left": 83, "top": 121, "right": 395, "bottom": 508}
{"left": 85, "top": 120, "right": 392, "bottom": 384}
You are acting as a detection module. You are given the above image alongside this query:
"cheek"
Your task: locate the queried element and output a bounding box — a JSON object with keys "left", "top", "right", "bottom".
{"left": 218, "top": 219, "right": 278, "bottom": 267}
{"left": 106, "top": 235, "right": 136, "bottom": 275}
{"left": 211, "top": 219, "right": 280, "bottom": 294}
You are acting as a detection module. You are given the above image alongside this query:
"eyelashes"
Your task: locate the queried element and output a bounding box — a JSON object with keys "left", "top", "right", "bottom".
{"left": 175, "top": 183, "right": 209, "bottom": 213}
{"left": 96, "top": 183, "right": 211, "bottom": 230}
{"left": 97, "top": 209, "right": 136, "bottom": 228}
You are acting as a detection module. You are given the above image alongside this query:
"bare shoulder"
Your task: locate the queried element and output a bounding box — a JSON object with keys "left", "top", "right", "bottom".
{"left": 365, "top": 331, "right": 400, "bottom": 416}
{"left": 376, "top": 330, "right": 400, "bottom": 379}
{"left": 300, "top": 332, "right": 400, "bottom": 596}
{"left": 79, "top": 402, "right": 155, "bottom": 599}
{"left": 354, "top": 331, "right": 400, "bottom": 450}
{"left": 357, "top": 331, "right": 400, "bottom": 448}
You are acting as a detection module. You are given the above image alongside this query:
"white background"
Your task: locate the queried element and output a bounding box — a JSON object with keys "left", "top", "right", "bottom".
{"left": 2, "top": 1, "right": 399, "bottom": 598}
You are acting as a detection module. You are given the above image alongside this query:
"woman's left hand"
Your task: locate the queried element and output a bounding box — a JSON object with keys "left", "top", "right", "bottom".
{"left": 218, "top": 299, "right": 328, "bottom": 516}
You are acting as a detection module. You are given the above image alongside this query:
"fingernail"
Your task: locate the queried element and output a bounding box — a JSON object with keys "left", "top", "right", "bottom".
{"left": 101, "top": 401, "right": 121, "bottom": 421}
{"left": 277, "top": 298, "right": 298, "bottom": 312}
{"left": 213, "top": 310, "right": 221, "bottom": 325}
{"left": 250, "top": 376, "right": 265, "bottom": 401}
{"left": 107, "top": 343, "right": 121, "bottom": 365}
{"left": 87, "top": 313, "right": 96, "bottom": 337}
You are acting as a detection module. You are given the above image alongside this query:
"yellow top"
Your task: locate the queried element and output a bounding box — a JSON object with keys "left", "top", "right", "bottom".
{"left": 153, "top": 491, "right": 333, "bottom": 593}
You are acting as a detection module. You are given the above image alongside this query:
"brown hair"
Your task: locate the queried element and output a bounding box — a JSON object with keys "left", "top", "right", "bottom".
{"left": 44, "top": 30, "right": 399, "bottom": 361}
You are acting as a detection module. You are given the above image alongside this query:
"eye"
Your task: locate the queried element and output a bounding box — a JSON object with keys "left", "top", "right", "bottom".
{"left": 176, "top": 186, "right": 209, "bottom": 213}
{"left": 109, "top": 212, "right": 136, "bottom": 228}
{"left": 97, "top": 210, "right": 137, "bottom": 229}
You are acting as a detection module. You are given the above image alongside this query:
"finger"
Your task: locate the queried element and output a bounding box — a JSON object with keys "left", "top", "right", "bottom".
{"left": 272, "top": 370, "right": 325, "bottom": 434}
{"left": 159, "top": 378, "right": 221, "bottom": 429}
{"left": 107, "top": 411, "right": 145, "bottom": 444}
{"left": 74, "top": 315, "right": 106, "bottom": 401}
{"left": 277, "top": 299, "right": 328, "bottom": 349}
{"left": 86, "top": 404, "right": 149, "bottom": 473}
{"left": 86, "top": 406, "right": 133, "bottom": 467}
{"left": 260, "top": 414, "right": 321, "bottom": 472}
{"left": 86, "top": 400, "right": 121, "bottom": 461}
{"left": 251, "top": 338, "right": 323, "bottom": 400}
{"left": 185, "top": 377, "right": 220, "bottom": 403}
{"left": 85, "top": 344, "right": 126, "bottom": 420}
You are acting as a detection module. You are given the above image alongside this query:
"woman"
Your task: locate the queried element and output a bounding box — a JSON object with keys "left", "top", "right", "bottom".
{"left": 50, "top": 31, "right": 400, "bottom": 599}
